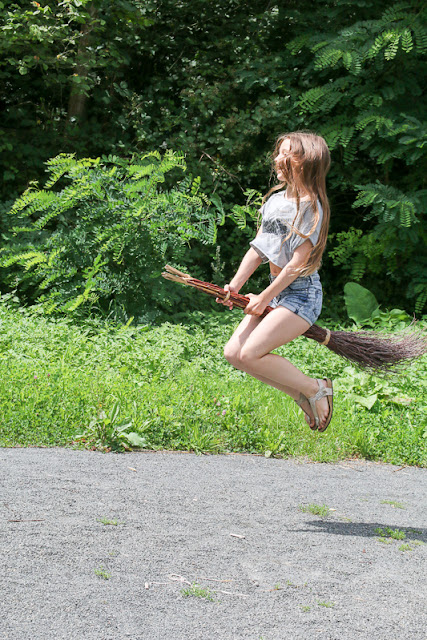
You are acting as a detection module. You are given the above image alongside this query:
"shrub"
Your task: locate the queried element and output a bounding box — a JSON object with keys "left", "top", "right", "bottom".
{"left": 0, "top": 151, "right": 223, "bottom": 322}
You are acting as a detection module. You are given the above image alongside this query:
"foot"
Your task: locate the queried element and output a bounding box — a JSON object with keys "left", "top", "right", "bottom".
{"left": 305, "top": 379, "right": 331, "bottom": 430}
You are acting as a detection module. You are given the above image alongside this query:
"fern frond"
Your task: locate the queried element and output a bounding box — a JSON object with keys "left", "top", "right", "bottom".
{"left": 8, "top": 189, "right": 40, "bottom": 216}
{"left": 43, "top": 153, "right": 78, "bottom": 188}
{"left": 415, "top": 288, "right": 427, "bottom": 315}
{"left": 24, "top": 254, "right": 47, "bottom": 271}
{"left": 0, "top": 250, "right": 47, "bottom": 268}
{"left": 286, "top": 34, "right": 311, "bottom": 55}
{"left": 412, "top": 21, "right": 427, "bottom": 54}
{"left": 314, "top": 48, "right": 343, "bottom": 70}
{"left": 353, "top": 182, "right": 418, "bottom": 228}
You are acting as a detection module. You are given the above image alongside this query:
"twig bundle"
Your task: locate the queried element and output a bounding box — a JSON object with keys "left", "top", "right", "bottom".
{"left": 162, "top": 265, "right": 427, "bottom": 372}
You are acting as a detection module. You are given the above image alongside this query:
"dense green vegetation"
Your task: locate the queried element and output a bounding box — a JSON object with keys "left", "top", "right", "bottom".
{"left": 0, "top": 151, "right": 223, "bottom": 322}
{"left": 1, "top": 295, "right": 425, "bottom": 465}
{"left": 1, "top": 0, "right": 426, "bottom": 317}
{"left": 0, "top": 2, "right": 425, "bottom": 465}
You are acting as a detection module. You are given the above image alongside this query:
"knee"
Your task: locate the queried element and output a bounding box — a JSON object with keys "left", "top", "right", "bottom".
{"left": 224, "top": 342, "right": 243, "bottom": 369}
{"left": 239, "top": 345, "right": 257, "bottom": 367}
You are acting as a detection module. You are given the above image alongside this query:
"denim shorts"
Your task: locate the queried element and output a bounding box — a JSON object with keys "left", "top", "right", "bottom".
{"left": 268, "top": 272, "right": 323, "bottom": 326}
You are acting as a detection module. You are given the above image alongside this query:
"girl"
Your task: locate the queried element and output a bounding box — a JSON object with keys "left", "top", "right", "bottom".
{"left": 217, "top": 131, "right": 333, "bottom": 431}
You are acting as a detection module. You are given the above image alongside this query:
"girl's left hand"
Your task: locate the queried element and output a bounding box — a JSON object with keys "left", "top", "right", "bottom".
{"left": 244, "top": 293, "right": 268, "bottom": 316}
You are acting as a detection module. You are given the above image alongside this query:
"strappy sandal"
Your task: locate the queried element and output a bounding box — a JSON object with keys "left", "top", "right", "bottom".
{"left": 295, "top": 393, "right": 317, "bottom": 431}
{"left": 307, "top": 378, "right": 333, "bottom": 432}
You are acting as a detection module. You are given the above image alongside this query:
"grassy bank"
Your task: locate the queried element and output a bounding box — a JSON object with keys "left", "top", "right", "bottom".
{"left": 0, "top": 300, "right": 426, "bottom": 465}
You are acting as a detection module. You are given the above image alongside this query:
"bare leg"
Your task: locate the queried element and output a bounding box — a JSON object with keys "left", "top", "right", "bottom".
{"left": 241, "top": 369, "right": 316, "bottom": 429}
{"left": 224, "top": 308, "right": 329, "bottom": 428}
{"left": 224, "top": 314, "right": 299, "bottom": 398}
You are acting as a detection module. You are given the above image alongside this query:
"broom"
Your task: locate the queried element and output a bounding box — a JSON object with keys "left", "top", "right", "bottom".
{"left": 162, "top": 265, "right": 427, "bottom": 373}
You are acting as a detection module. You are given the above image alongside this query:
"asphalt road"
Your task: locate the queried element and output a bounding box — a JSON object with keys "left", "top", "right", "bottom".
{"left": 1, "top": 448, "right": 426, "bottom": 640}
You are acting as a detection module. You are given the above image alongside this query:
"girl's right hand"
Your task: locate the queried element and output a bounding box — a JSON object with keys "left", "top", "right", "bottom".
{"left": 216, "top": 283, "right": 237, "bottom": 309}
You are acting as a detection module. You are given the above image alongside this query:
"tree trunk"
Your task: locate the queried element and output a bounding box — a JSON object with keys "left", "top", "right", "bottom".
{"left": 66, "top": 3, "right": 98, "bottom": 126}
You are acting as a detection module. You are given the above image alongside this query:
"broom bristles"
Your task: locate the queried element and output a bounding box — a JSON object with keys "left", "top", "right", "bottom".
{"left": 306, "top": 323, "right": 427, "bottom": 373}
{"left": 162, "top": 266, "right": 427, "bottom": 372}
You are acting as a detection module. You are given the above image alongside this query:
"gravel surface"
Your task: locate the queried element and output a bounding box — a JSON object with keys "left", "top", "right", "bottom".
{"left": 1, "top": 448, "right": 426, "bottom": 640}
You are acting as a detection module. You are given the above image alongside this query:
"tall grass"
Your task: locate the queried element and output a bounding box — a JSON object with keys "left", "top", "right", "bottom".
{"left": 0, "top": 298, "right": 426, "bottom": 465}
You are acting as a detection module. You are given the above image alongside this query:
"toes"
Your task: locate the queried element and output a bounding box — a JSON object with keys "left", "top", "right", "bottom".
{"left": 304, "top": 413, "right": 316, "bottom": 430}
{"left": 318, "top": 406, "right": 330, "bottom": 431}
{"left": 301, "top": 403, "right": 315, "bottom": 429}
{"left": 305, "top": 414, "right": 314, "bottom": 428}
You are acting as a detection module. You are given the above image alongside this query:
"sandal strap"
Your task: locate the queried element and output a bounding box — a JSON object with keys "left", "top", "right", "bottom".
{"left": 310, "top": 387, "right": 332, "bottom": 403}
{"left": 307, "top": 395, "right": 320, "bottom": 423}
{"left": 296, "top": 382, "right": 332, "bottom": 431}
{"left": 307, "top": 379, "right": 332, "bottom": 427}
{"left": 295, "top": 392, "right": 307, "bottom": 408}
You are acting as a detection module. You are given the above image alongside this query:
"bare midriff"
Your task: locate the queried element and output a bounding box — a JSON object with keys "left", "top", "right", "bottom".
{"left": 270, "top": 262, "right": 282, "bottom": 277}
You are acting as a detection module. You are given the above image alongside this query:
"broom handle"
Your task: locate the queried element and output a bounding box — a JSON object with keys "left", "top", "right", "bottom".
{"left": 164, "top": 264, "right": 190, "bottom": 278}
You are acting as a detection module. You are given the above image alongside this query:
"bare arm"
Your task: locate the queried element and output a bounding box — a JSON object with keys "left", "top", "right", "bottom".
{"left": 216, "top": 228, "right": 262, "bottom": 308}
{"left": 229, "top": 247, "right": 262, "bottom": 292}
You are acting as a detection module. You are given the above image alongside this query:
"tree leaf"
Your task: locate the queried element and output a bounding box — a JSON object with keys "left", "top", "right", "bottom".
{"left": 344, "top": 282, "right": 379, "bottom": 323}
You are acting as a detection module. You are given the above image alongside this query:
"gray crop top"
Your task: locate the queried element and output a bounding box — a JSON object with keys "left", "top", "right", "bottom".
{"left": 249, "top": 191, "right": 323, "bottom": 269}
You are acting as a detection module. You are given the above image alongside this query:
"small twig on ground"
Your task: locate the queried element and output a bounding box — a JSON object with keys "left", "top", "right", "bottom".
{"left": 8, "top": 519, "right": 45, "bottom": 522}
{"left": 168, "top": 573, "right": 192, "bottom": 585}
{"left": 214, "top": 589, "right": 248, "bottom": 597}
{"left": 166, "top": 573, "right": 248, "bottom": 597}
{"left": 338, "top": 465, "right": 364, "bottom": 472}
{"left": 195, "top": 577, "right": 235, "bottom": 583}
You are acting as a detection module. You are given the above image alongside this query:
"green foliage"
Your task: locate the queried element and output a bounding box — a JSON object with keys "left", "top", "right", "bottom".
{"left": 229, "top": 189, "right": 262, "bottom": 230}
{"left": 298, "top": 504, "right": 330, "bottom": 518}
{"left": 342, "top": 280, "right": 416, "bottom": 329}
{"left": 286, "top": 2, "right": 427, "bottom": 314}
{"left": 94, "top": 567, "right": 111, "bottom": 580}
{"left": 375, "top": 527, "right": 406, "bottom": 540}
{"left": 344, "top": 282, "right": 380, "bottom": 323}
{"left": 181, "top": 583, "right": 215, "bottom": 601}
{"left": 380, "top": 500, "right": 406, "bottom": 509}
{"left": 1, "top": 300, "right": 425, "bottom": 465}
{"left": 0, "top": 0, "right": 426, "bottom": 317}
{"left": 74, "top": 401, "right": 146, "bottom": 452}
{"left": 97, "top": 518, "right": 122, "bottom": 526}
{"left": 0, "top": 151, "right": 222, "bottom": 321}
{"left": 335, "top": 182, "right": 426, "bottom": 314}
{"left": 0, "top": 0, "right": 155, "bottom": 192}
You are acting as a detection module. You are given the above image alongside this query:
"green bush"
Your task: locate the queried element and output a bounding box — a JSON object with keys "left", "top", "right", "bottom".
{"left": 0, "top": 151, "right": 223, "bottom": 322}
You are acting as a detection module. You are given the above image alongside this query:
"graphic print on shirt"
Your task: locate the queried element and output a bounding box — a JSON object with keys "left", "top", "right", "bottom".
{"left": 249, "top": 192, "right": 323, "bottom": 269}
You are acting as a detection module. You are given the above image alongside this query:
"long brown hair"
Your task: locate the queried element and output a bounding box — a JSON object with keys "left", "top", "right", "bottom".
{"left": 261, "top": 130, "right": 331, "bottom": 277}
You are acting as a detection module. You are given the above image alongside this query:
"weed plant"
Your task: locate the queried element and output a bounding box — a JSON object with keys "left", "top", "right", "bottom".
{"left": 299, "top": 504, "right": 331, "bottom": 518}
{"left": 374, "top": 527, "right": 425, "bottom": 550}
{"left": 0, "top": 296, "right": 426, "bottom": 466}
{"left": 180, "top": 582, "right": 215, "bottom": 601}
{"left": 94, "top": 567, "right": 111, "bottom": 580}
{"left": 380, "top": 500, "right": 406, "bottom": 509}
{"left": 374, "top": 527, "right": 406, "bottom": 540}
